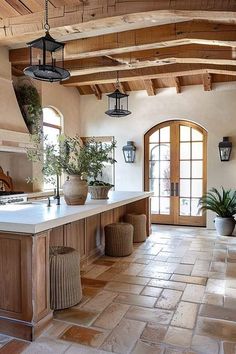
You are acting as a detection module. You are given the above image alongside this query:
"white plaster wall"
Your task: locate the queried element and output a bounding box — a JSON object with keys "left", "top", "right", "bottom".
{"left": 79, "top": 83, "right": 236, "bottom": 228}
{"left": 41, "top": 82, "right": 80, "bottom": 136}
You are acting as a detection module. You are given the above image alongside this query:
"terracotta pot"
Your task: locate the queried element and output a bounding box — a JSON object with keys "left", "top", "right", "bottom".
{"left": 88, "top": 185, "right": 112, "bottom": 199}
{"left": 63, "top": 175, "right": 88, "bottom": 205}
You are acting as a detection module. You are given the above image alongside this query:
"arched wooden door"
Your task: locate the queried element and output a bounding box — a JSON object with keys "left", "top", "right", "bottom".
{"left": 144, "top": 120, "right": 207, "bottom": 226}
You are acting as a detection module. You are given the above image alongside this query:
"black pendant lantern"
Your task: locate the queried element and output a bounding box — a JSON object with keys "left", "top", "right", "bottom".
{"left": 105, "top": 72, "right": 131, "bottom": 117}
{"left": 123, "top": 141, "right": 136, "bottom": 163}
{"left": 24, "top": 0, "right": 70, "bottom": 83}
{"left": 219, "top": 137, "right": 232, "bottom": 161}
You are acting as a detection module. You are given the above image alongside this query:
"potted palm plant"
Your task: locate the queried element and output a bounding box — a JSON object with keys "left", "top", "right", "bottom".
{"left": 198, "top": 187, "right": 236, "bottom": 236}
{"left": 85, "top": 139, "right": 117, "bottom": 199}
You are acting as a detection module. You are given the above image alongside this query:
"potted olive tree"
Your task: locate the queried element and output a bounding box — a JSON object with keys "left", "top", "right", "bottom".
{"left": 198, "top": 187, "right": 236, "bottom": 236}
{"left": 85, "top": 139, "right": 117, "bottom": 199}
{"left": 27, "top": 134, "right": 92, "bottom": 205}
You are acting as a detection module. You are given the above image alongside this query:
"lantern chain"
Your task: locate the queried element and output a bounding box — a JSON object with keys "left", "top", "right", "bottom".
{"left": 44, "top": 0, "right": 50, "bottom": 32}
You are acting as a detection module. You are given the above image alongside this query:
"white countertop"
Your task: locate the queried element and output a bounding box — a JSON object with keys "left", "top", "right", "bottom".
{"left": 0, "top": 191, "right": 152, "bottom": 234}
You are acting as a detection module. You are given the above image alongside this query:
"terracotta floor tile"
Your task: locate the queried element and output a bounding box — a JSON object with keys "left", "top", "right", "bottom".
{"left": 115, "top": 293, "right": 157, "bottom": 307}
{"left": 196, "top": 316, "right": 236, "bottom": 341}
{"left": 155, "top": 289, "right": 182, "bottom": 310}
{"left": 199, "top": 303, "right": 236, "bottom": 322}
{"left": 64, "top": 343, "right": 113, "bottom": 354}
{"left": 60, "top": 325, "right": 108, "bottom": 348}
{"left": 104, "top": 281, "right": 144, "bottom": 294}
{"left": 191, "top": 334, "right": 219, "bottom": 354}
{"left": 131, "top": 340, "right": 164, "bottom": 354}
{"left": 82, "top": 290, "right": 118, "bottom": 312}
{"left": 27, "top": 225, "right": 236, "bottom": 354}
{"left": 202, "top": 293, "right": 223, "bottom": 306}
{"left": 112, "top": 274, "right": 150, "bottom": 285}
{"left": 171, "top": 301, "right": 198, "bottom": 329}
{"left": 138, "top": 269, "right": 171, "bottom": 280}
{"left": 164, "top": 327, "right": 193, "bottom": 348}
{"left": 83, "top": 265, "right": 111, "bottom": 279}
{"left": 125, "top": 306, "right": 173, "bottom": 325}
{"left": 174, "top": 264, "right": 193, "bottom": 276}
{"left": 100, "top": 318, "right": 145, "bottom": 353}
{"left": 0, "top": 339, "right": 29, "bottom": 354}
{"left": 225, "top": 287, "right": 236, "bottom": 297}
{"left": 93, "top": 302, "right": 129, "bottom": 329}
{"left": 123, "top": 263, "right": 146, "bottom": 276}
{"left": 205, "top": 279, "right": 226, "bottom": 295}
{"left": 22, "top": 337, "right": 70, "bottom": 354}
{"left": 54, "top": 308, "right": 99, "bottom": 326}
{"left": 224, "top": 296, "right": 236, "bottom": 309}
{"left": 81, "top": 278, "right": 107, "bottom": 288}
{"left": 148, "top": 279, "right": 186, "bottom": 291}
{"left": 96, "top": 269, "right": 120, "bottom": 281}
{"left": 182, "top": 284, "right": 205, "bottom": 303}
{"left": 141, "top": 286, "right": 163, "bottom": 297}
{"left": 141, "top": 323, "right": 167, "bottom": 343}
{"left": 44, "top": 320, "right": 71, "bottom": 338}
{"left": 93, "top": 260, "right": 116, "bottom": 267}
{"left": 81, "top": 287, "right": 102, "bottom": 298}
{"left": 170, "top": 274, "right": 207, "bottom": 285}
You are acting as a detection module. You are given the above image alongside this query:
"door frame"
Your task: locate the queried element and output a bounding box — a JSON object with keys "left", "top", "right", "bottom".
{"left": 144, "top": 119, "right": 207, "bottom": 227}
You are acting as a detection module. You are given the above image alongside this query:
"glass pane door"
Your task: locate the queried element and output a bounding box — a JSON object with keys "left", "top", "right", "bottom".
{"left": 148, "top": 125, "right": 173, "bottom": 224}
{"left": 145, "top": 121, "right": 207, "bottom": 226}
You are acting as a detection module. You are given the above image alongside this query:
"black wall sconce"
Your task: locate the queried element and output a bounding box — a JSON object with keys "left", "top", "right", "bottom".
{"left": 122, "top": 141, "right": 136, "bottom": 163}
{"left": 219, "top": 137, "right": 232, "bottom": 161}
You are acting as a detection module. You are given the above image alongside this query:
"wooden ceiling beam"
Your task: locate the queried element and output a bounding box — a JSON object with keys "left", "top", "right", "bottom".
{"left": 9, "top": 22, "right": 236, "bottom": 64}
{"left": 63, "top": 64, "right": 236, "bottom": 87}
{"left": 202, "top": 73, "right": 212, "bottom": 91}
{"left": 12, "top": 44, "right": 236, "bottom": 77}
{"left": 4, "top": 8, "right": 236, "bottom": 47}
{"left": 90, "top": 84, "right": 102, "bottom": 100}
{"left": 174, "top": 77, "right": 181, "bottom": 94}
{"left": 143, "top": 79, "right": 156, "bottom": 96}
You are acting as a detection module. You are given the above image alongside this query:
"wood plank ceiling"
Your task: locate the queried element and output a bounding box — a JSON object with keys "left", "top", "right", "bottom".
{"left": 2, "top": 0, "right": 236, "bottom": 98}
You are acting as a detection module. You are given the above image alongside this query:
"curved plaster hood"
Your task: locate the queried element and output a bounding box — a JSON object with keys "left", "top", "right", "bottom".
{"left": 0, "top": 47, "right": 31, "bottom": 152}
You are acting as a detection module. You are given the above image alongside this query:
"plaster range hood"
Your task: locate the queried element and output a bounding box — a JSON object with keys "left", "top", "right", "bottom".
{"left": 0, "top": 77, "right": 31, "bottom": 153}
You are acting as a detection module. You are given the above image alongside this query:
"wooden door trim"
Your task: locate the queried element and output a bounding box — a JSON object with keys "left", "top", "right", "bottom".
{"left": 144, "top": 119, "right": 207, "bottom": 226}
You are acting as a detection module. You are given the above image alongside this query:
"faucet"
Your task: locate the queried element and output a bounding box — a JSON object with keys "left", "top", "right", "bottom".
{"left": 54, "top": 174, "right": 60, "bottom": 205}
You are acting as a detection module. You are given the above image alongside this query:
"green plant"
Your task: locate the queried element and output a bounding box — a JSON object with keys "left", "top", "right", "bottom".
{"left": 84, "top": 139, "right": 116, "bottom": 186}
{"left": 15, "top": 84, "right": 42, "bottom": 133}
{"left": 26, "top": 134, "right": 116, "bottom": 186}
{"left": 198, "top": 187, "right": 236, "bottom": 217}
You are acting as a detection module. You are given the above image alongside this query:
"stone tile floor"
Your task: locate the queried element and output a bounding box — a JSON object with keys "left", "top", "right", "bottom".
{"left": 1, "top": 225, "right": 236, "bottom": 353}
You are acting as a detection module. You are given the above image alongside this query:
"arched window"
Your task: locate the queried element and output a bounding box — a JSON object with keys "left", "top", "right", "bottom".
{"left": 43, "top": 107, "right": 63, "bottom": 190}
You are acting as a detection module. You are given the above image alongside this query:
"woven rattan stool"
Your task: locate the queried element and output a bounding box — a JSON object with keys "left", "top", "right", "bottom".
{"left": 124, "top": 214, "right": 147, "bottom": 242}
{"left": 105, "top": 222, "right": 133, "bottom": 257}
{"left": 49, "top": 246, "right": 82, "bottom": 310}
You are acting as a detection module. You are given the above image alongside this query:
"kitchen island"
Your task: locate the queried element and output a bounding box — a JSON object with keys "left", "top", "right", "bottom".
{"left": 0, "top": 191, "right": 152, "bottom": 341}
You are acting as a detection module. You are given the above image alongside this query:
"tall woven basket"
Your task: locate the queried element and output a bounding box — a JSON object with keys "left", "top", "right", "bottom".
{"left": 49, "top": 246, "right": 82, "bottom": 310}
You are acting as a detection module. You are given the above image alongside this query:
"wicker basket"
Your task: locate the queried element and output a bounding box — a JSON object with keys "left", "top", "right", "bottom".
{"left": 124, "top": 214, "right": 147, "bottom": 242}
{"left": 49, "top": 246, "right": 82, "bottom": 310}
{"left": 105, "top": 222, "right": 133, "bottom": 257}
{"left": 88, "top": 185, "right": 112, "bottom": 199}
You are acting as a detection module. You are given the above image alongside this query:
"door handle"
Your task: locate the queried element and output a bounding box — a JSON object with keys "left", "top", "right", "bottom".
{"left": 171, "top": 182, "right": 175, "bottom": 196}
{"left": 175, "top": 182, "right": 179, "bottom": 197}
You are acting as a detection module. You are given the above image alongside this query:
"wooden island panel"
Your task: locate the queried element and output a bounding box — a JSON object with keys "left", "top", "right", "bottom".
{"left": 0, "top": 194, "right": 151, "bottom": 341}
{"left": 0, "top": 231, "right": 52, "bottom": 341}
